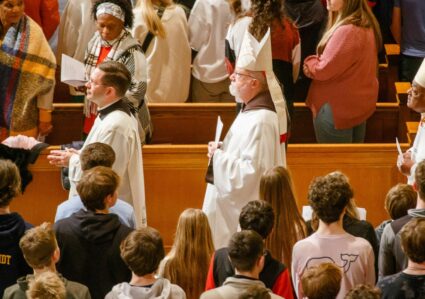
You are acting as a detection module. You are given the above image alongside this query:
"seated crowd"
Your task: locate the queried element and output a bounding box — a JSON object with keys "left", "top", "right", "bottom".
{"left": 1, "top": 154, "right": 425, "bottom": 299}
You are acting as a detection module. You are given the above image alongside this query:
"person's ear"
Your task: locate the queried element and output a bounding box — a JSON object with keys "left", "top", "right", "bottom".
{"left": 413, "top": 181, "right": 418, "bottom": 192}
{"left": 52, "top": 247, "right": 60, "bottom": 264}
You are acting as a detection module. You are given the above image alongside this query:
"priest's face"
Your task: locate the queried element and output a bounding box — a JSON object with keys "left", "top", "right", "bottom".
{"left": 229, "top": 68, "right": 259, "bottom": 103}
{"left": 407, "top": 81, "right": 425, "bottom": 113}
{"left": 86, "top": 68, "right": 109, "bottom": 107}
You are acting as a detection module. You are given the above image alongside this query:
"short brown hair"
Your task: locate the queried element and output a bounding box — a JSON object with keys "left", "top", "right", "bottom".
{"left": 228, "top": 230, "right": 264, "bottom": 272}
{"left": 120, "top": 227, "right": 165, "bottom": 276}
{"left": 239, "top": 285, "right": 271, "bottom": 299}
{"left": 80, "top": 142, "right": 115, "bottom": 171}
{"left": 400, "top": 218, "right": 425, "bottom": 263}
{"left": 308, "top": 172, "right": 353, "bottom": 224}
{"left": 301, "top": 263, "right": 342, "bottom": 299}
{"left": 19, "top": 223, "right": 57, "bottom": 269}
{"left": 27, "top": 271, "right": 66, "bottom": 299}
{"left": 344, "top": 284, "right": 381, "bottom": 299}
{"left": 385, "top": 184, "right": 416, "bottom": 220}
{"left": 0, "top": 159, "right": 21, "bottom": 207}
{"left": 77, "top": 166, "right": 120, "bottom": 211}
{"left": 98, "top": 61, "right": 131, "bottom": 97}
{"left": 239, "top": 200, "right": 274, "bottom": 239}
{"left": 415, "top": 160, "right": 425, "bottom": 200}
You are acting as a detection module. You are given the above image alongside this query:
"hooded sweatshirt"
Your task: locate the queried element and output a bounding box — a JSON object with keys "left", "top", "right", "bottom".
{"left": 54, "top": 210, "right": 133, "bottom": 299}
{"left": 105, "top": 278, "right": 186, "bottom": 299}
{"left": 0, "top": 213, "right": 32, "bottom": 297}
{"left": 3, "top": 273, "right": 91, "bottom": 299}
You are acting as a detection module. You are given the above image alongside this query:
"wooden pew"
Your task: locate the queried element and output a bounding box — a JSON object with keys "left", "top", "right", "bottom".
{"left": 11, "top": 143, "right": 407, "bottom": 250}
{"left": 47, "top": 102, "right": 400, "bottom": 145}
{"left": 406, "top": 121, "right": 418, "bottom": 145}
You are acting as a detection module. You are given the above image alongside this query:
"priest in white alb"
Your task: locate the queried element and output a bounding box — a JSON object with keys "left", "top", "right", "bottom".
{"left": 398, "top": 59, "right": 425, "bottom": 184}
{"left": 203, "top": 28, "right": 288, "bottom": 248}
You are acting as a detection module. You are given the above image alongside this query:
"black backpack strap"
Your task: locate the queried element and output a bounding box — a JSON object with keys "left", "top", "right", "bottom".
{"left": 141, "top": 6, "right": 166, "bottom": 53}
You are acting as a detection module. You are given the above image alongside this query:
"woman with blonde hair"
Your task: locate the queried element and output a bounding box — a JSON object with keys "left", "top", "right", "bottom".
{"left": 159, "top": 208, "right": 214, "bottom": 299}
{"left": 132, "top": 0, "right": 190, "bottom": 103}
{"left": 303, "top": 0, "right": 382, "bottom": 143}
{"left": 259, "top": 166, "right": 307, "bottom": 268}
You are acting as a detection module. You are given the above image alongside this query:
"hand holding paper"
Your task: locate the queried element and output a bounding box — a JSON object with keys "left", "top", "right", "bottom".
{"left": 61, "top": 54, "right": 88, "bottom": 87}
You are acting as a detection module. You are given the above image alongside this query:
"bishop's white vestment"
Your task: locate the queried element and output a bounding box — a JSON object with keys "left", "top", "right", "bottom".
{"left": 203, "top": 94, "right": 286, "bottom": 248}
{"left": 68, "top": 100, "right": 146, "bottom": 227}
{"left": 407, "top": 113, "right": 425, "bottom": 184}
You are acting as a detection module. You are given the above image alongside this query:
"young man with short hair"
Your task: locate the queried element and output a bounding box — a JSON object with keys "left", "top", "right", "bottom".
{"left": 292, "top": 172, "right": 375, "bottom": 299}
{"left": 377, "top": 218, "right": 425, "bottom": 298}
{"left": 301, "top": 263, "right": 342, "bottom": 299}
{"left": 55, "top": 142, "right": 136, "bottom": 228}
{"left": 3, "top": 223, "right": 90, "bottom": 299}
{"left": 105, "top": 227, "right": 185, "bottom": 299}
{"left": 54, "top": 166, "right": 133, "bottom": 299}
{"left": 201, "top": 230, "right": 283, "bottom": 299}
{"left": 379, "top": 160, "right": 425, "bottom": 277}
{"left": 205, "top": 200, "right": 293, "bottom": 299}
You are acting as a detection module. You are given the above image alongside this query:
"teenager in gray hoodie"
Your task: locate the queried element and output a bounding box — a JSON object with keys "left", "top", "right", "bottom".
{"left": 105, "top": 227, "right": 186, "bottom": 299}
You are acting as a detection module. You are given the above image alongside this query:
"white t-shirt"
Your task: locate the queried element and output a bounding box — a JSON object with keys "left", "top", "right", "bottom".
{"left": 188, "top": 0, "right": 232, "bottom": 83}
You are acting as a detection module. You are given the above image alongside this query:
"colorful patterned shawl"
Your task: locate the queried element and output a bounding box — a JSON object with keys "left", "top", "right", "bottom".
{"left": 0, "top": 16, "right": 56, "bottom": 132}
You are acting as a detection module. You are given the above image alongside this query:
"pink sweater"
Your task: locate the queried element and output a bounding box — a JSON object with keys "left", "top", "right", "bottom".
{"left": 304, "top": 24, "right": 378, "bottom": 129}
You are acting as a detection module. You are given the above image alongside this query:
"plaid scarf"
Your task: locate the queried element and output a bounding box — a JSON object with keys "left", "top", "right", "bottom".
{"left": 0, "top": 16, "right": 56, "bottom": 132}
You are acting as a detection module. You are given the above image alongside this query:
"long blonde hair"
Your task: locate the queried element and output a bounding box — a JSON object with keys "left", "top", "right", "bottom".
{"left": 135, "top": 0, "right": 173, "bottom": 38}
{"left": 316, "top": 0, "right": 382, "bottom": 54}
{"left": 259, "top": 166, "right": 307, "bottom": 268}
{"left": 162, "top": 209, "right": 214, "bottom": 299}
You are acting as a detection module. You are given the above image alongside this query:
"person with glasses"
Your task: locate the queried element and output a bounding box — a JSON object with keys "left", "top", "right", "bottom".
{"left": 203, "top": 28, "right": 287, "bottom": 249}
{"left": 48, "top": 61, "right": 146, "bottom": 228}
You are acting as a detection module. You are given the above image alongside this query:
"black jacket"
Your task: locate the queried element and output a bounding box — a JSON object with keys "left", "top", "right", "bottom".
{"left": 54, "top": 210, "right": 132, "bottom": 299}
{"left": 0, "top": 213, "right": 32, "bottom": 297}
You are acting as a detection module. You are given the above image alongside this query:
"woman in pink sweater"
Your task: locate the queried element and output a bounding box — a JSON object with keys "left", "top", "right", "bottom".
{"left": 303, "top": 0, "right": 381, "bottom": 143}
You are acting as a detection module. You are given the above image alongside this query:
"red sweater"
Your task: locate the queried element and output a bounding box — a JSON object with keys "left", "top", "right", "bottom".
{"left": 304, "top": 24, "right": 378, "bottom": 129}
{"left": 24, "top": 0, "right": 59, "bottom": 40}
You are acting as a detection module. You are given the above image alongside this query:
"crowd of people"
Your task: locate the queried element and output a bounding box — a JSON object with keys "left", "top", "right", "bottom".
{"left": 1, "top": 0, "right": 425, "bottom": 298}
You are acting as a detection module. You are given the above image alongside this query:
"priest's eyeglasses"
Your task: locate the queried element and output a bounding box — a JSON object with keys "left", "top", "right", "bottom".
{"left": 233, "top": 72, "right": 258, "bottom": 80}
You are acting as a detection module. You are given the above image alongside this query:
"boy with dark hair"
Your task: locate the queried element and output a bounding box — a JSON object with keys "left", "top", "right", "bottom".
{"left": 301, "top": 263, "right": 342, "bottom": 299}
{"left": 205, "top": 200, "right": 293, "bottom": 299}
{"left": 3, "top": 223, "right": 90, "bottom": 299}
{"left": 292, "top": 172, "right": 375, "bottom": 299}
{"left": 0, "top": 159, "right": 32, "bottom": 296}
{"left": 375, "top": 184, "right": 416, "bottom": 244}
{"left": 55, "top": 142, "right": 136, "bottom": 228}
{"left": 105, "top": 227, "right": 185, "bottom": 299}
{"left": 377, "top": 218, "right": 425, "bottom": 298}
{"left": 379, "top": 160, "right": 425, "bottom": 277}
{"left": 54, "top": 166, "right": 133, "bottom": 299}
{"left": 201, "top": 231, "right": 283, "bottom": 299}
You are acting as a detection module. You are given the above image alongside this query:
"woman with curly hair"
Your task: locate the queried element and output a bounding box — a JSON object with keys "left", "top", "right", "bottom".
{"left": 259, "top": 166, "right": 307, "bottom": 269}
{"left": 158, "top": 208, "right": 214, "bottom": 299}
{"left": 132, "top": 0, "right": 191, "bottom": 103}
{"left": 303, "top": 0, "right": 382, "bottom": 143}
{"left": 83, "top": 0, "right": 152, "bottom": 143}
{"left": 225, "top": 0, "right": 300, "bottom": 117}
{"left": 0, "top": 159, "right": 32, "bottom": 296}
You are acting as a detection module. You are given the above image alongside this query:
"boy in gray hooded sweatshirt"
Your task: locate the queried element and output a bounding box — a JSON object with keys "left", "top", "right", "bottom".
{"left": 105, "top": 227, "right": 186, "bottom": 299}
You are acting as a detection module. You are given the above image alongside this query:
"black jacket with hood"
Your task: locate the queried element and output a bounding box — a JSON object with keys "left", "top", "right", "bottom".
{"left": 54, "top": 210, "right": 132, "bottom": 299}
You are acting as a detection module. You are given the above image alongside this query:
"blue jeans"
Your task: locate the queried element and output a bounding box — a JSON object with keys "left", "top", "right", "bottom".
{"left": 313, "top": 103, "right": 366, "bottom": 143}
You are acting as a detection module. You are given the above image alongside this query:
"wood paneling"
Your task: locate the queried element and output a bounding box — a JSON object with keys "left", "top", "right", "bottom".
{"left": 10, "top": 143, "right": 408, "bottom": 249}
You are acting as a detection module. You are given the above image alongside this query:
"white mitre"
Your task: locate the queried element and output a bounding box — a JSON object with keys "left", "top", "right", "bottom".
{"left": 414, "top": 58, "right": 425, "bottom": 88}
{"left": 236, "top": 28, "right": 288, "bottom": 141}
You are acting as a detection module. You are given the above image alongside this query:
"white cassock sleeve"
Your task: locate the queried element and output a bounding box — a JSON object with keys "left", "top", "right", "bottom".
{"left": 212, "top": 120, "right": 279, "bottom": 200}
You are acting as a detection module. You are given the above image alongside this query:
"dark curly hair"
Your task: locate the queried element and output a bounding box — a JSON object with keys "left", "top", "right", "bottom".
{"left": 92, "top": 0, "right": 134, "bottom": 28}
{"left": 239, "top": 200, "right": 274, "bottom": 239}
{"left": 308, "top": 171, "right": 353, "bottom": 224}
{"left": 0, "top": 159, "right": 21, "bottom": 208}
{"left": 249, "top": 0, "right": 282, "bottom": 41}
